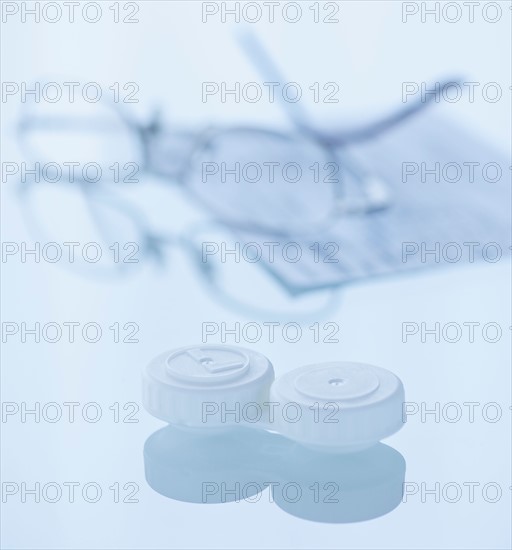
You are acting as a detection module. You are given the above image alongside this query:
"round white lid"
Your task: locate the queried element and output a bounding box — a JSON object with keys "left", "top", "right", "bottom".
{"left": 269, "top": 362, "right": 405, "bottom": 451}
{"left": 142, "top": 345, "right": 275, "bottom": 426}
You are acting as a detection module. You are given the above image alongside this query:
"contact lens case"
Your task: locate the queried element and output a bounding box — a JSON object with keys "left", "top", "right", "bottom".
{"left": 142, "top": 344, "right": 405, "bottom": 452}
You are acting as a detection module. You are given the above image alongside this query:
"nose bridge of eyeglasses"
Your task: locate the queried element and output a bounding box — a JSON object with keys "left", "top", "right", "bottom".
{"left": 144, "top": 124, "right": 203, "bottom": 182}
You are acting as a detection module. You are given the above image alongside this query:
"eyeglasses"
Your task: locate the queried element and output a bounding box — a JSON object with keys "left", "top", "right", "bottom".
{"left": 15, "top": 33, "right": 454, "bottom": 316}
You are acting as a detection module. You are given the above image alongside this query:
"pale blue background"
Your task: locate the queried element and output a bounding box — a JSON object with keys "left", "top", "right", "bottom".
{"left": 1, "top": 2, "right": 511, "bottom": 549}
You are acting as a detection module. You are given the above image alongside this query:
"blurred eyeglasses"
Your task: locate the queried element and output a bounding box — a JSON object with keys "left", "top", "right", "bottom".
{"left": 14, "top": 33, "right": 455, "bottom": 316}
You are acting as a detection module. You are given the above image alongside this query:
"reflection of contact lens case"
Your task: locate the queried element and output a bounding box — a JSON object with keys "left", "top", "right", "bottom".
{"left": 143, "top": 425, "right": 406, "bottom": 522}
{"left": 142, "top": 344, "right": 405, "bottom": 452}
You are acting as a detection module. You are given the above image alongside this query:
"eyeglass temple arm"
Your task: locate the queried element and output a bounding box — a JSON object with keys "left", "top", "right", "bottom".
{"left": 237, "top": 30, "right": 316, "bottom": 135}
{"left": 237, "top": 31, "right": 461, "bottom": 143}
{"left": 318, "top": 78, "right": 463, "bottom": 146}
{"left": 236, "top": 29, "right": 390, "bottom": 212}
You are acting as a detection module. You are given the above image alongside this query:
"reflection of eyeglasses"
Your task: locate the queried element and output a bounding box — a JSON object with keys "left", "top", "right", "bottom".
{"left": 15, "top": 32, "right": 456, "bottom": 316}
